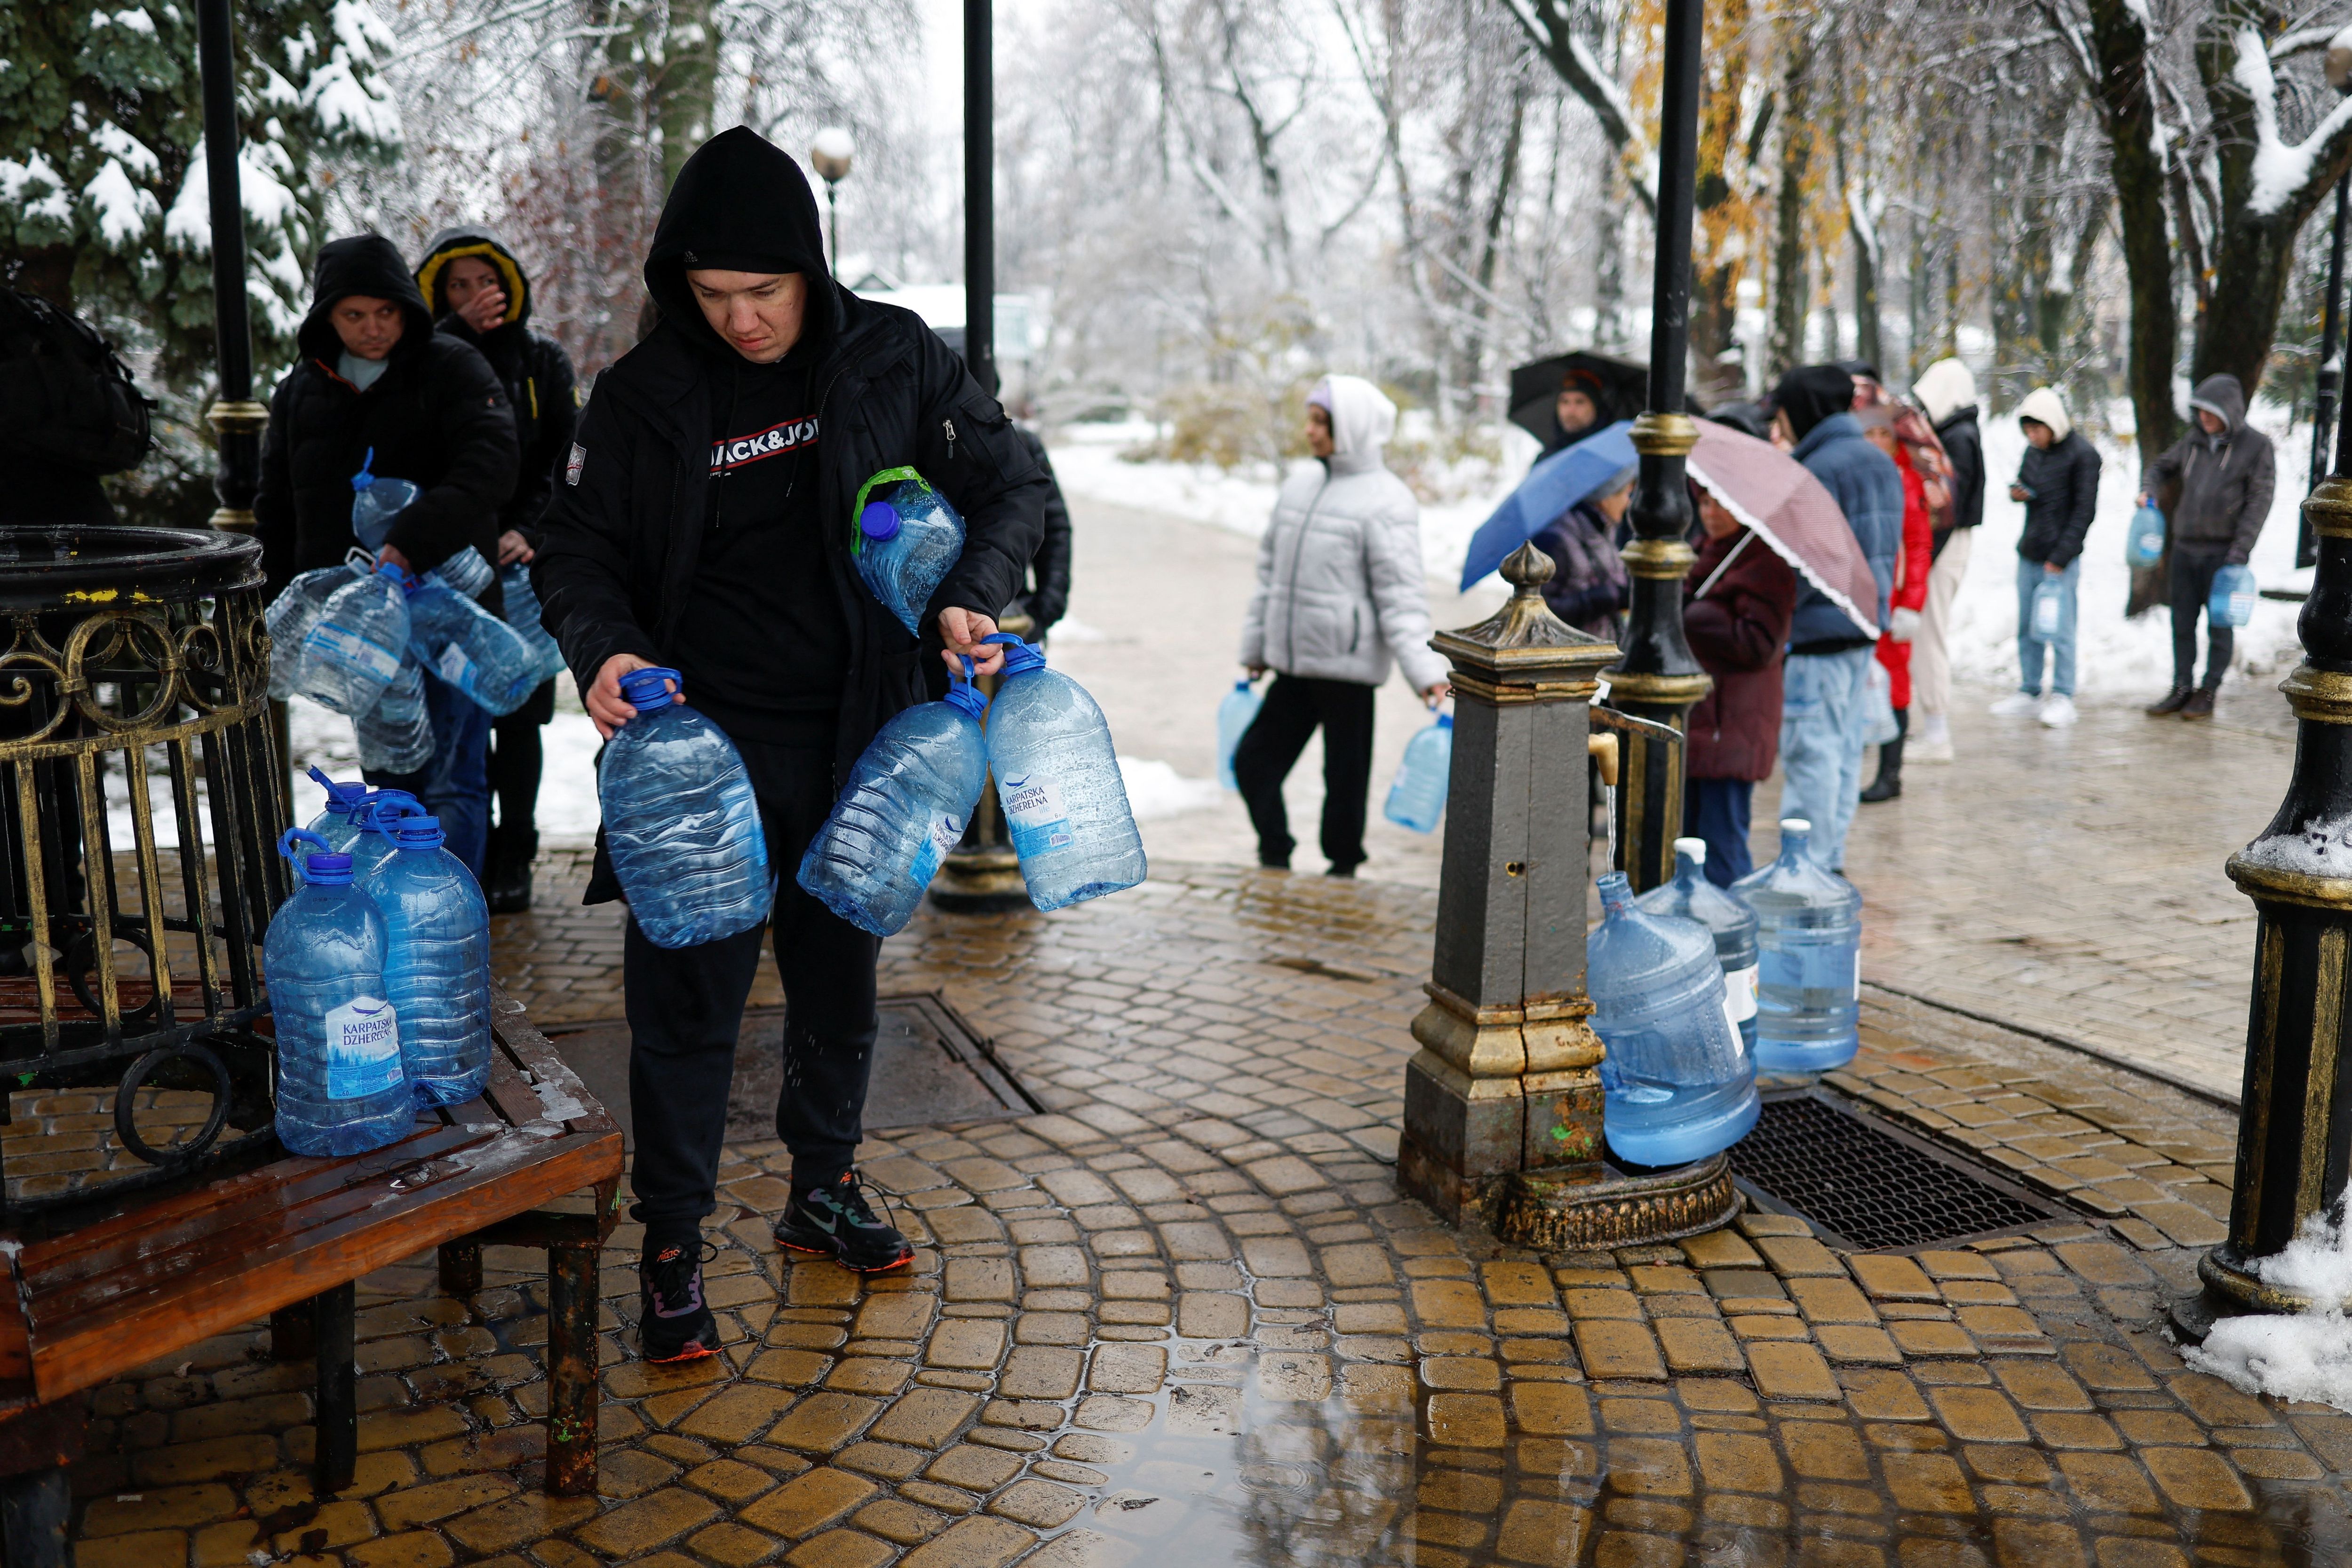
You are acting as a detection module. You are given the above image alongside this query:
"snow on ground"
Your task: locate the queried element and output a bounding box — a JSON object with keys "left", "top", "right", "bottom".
{"left": 2187, "top": 1202, "right": 2352, "bottom": 1412}
{"left": 286, "top": 684, "right": 607, "bottom": 840}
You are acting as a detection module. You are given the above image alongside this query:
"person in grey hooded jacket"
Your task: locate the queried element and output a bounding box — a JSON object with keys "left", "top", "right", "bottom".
{"left": 2140, "top": 373, "right": 2275, "bottom": 718}
{"left": 1236, "top": 375, "right": 1449, "bottom": 875}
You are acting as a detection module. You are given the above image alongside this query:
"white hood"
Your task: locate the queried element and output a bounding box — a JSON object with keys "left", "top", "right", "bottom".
{"left": 2017, "top": 386, "right": 2072, "bottom": 444}
{"left": 1311, "top": 375, "right": 1397, "bottom": 473}
{"left": 1911, "top": 358, "right": 1977, "bottom": 426}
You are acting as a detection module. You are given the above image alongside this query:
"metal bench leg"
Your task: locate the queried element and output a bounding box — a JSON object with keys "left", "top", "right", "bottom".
{"left": 270, "top": 1303, "right": 314, "bottom": 1362}
{"left": 545, "top": 1240, "right": 598, "bottom": 1496}
{"left": 312, "top": 1283, "right": 356, "bottom": 1493}
{"left": 0, "top": 1466, "right": 67, "bottom": 1568}
{"left": 438, "top": 1240, "right": 483, "bottom": 1298}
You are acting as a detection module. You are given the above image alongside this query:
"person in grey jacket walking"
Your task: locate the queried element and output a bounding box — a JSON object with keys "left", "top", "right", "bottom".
{"left": 1236, "top": 375, "right": 1449, "bottom": 876}
{"left": 2140, "top": 374, "right": 2275, "bottom": 719}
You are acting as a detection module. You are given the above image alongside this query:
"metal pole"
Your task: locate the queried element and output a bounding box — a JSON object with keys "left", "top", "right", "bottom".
{"left": 963, "top": 0, "right": 996, "bottom": 398}
{"left": 1598, "top": 0, "right": 1710, "bottom": 893}
{"left": 2306, "top": 173, "right": 2350, "bottom": 571}
{"left": 195, "top": 0, "right": 265, "bottom": 531}
{"left": 826, "top": 181, "right": 840, "bottom": 278}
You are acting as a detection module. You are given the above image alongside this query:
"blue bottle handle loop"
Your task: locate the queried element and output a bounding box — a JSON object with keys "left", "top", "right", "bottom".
{"left": 981, "top": 632, "right": 1047, "bottom": 676}
{"left": 351, "top": 447, "right": 377, "bottom": 492}
{"left": 278, "top": 827, "right": 342, "bottom": 885}
{"left": 942, "top": 655, "right": 990, "bottom": 721}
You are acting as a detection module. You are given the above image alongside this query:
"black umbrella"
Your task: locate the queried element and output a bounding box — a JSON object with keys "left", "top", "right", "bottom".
{"left": 1508, "top": 350, "right": 1649, "bottom": 445}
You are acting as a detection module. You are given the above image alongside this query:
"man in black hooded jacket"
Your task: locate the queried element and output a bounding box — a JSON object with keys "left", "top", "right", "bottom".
{"left": 535, "top": 127, "right": 1047, "bottom": 1362}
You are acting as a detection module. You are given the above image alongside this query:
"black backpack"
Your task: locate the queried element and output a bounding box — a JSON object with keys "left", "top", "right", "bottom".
{"left": 0, "top": 289, "right": 153, "bottom": 475}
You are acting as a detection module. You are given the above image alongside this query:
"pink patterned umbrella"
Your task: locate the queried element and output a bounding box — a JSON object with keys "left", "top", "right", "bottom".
{"left": 1686, "top": 420, "right": 1881, "bottom": 639}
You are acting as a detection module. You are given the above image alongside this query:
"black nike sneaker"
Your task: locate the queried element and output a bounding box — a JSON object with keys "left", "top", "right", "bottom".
{"left": 772, "top": 1171, "right": 915, "bottom": 1273}
{"left": 637, "top": 1237, "right": 721, "bottom": 1363}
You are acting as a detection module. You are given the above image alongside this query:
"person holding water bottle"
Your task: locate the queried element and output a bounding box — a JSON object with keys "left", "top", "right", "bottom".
{"left": 1233, "top": 375, "right": 1448, "bottom": 878}
{"left": 1989, "top": 387, "right": 2098, "bottom": 730}
{"left": 533, "top": 127, "right": 1047, "bottom": 1363}
{"left": 2138, "top": 374, "right": 2275, "bottom": 721}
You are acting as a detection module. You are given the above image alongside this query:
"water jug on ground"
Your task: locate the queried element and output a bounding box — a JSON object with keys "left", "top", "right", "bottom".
{"left": 1732, "top": 818, "right": 1863, "bottom": 1074}
{"left": 1216, "top": 679, "right": 1262, "bottom": 792}
{"left": 403, "top": 571, "right": 540, "bottom": 716}
{"left": 980, "top": 635, "right": 1145, "bottom": 911}
{"left": 852, "top": 469, "right": 966, "bottom": 634}
{"left": 2210, "top": 563, "right": 2258, "bottom": 629}
{"left": 598, "top": 667, "right": 773, "bottom": 949}
{"left": 1637, "top": 838, "right": 1760, "bottom": 1054}
{"left": 266, "top": 829, "right": 414, "bottom": 1156}
{"left": 304, "top": 768, "right": 373, "bottom": 851}
{"left": 350, "top": 448, "right": 419, "bottom": 552}
{"left": 365, "top": 815, "right": 492, "bottom": 1107}
{"left": 297, "top": 562, "right": 409, "bottom": 716}
{"left": 1588, "top": 871, "right": 1759, "bottom": 1167}
{"left": 798, "top": 669, "right": 991, "bottom": 936}
{"left": 347, "top": 793, "right": 426, "bottom": 881}
{"left": 1384, "top": 712, "right": 1453, "bottom": 833}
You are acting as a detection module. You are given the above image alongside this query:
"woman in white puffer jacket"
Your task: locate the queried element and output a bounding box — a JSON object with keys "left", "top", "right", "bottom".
{"left": 1235, "top": 375, "right": 1450, "bottom": 876}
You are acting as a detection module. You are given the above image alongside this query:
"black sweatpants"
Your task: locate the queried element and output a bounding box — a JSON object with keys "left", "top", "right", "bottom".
{"left": 1232, "top": 673, "right": 1376, "bottom": 871}
{"left": 2169, "top": 544, "right": 2233, "bottom": 690}
{"left": 488, "top": 678, "right": 556, "bottom": 834}
{"left": 624, "top": 734, "right": 879, "bottom": 1241}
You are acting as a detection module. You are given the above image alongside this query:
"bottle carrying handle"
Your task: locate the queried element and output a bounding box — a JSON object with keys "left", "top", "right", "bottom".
{"left": 352, "top": 446, "right": 376, "bottom": 491}
{"left": 278, "top": 827, "right": 331, "bottom": 883}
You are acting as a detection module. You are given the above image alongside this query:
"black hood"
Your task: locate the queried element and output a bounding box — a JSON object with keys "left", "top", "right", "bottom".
{"left": 415, "top": 225, "right": 531, "bottom": 327}
{"left": 296, "top": 234, "right": 436, "bottom": 366}
{"left": 643, "top": 126, "right": 841, "bottom": 362}
{"left": 1771, "top": 364, "right": 1857, "bottom": 442}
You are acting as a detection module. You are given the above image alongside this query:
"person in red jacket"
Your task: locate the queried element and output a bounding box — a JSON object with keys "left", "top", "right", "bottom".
{"left": 1682, "top": 482, "right": 1799, "bottom": 886}
{"left": 1859, "top": 404, "right": 1936, "bottom": 802}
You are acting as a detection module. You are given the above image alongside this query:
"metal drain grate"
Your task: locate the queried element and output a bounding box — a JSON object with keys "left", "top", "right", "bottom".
{"left": 1730, "top": 1093, "right": 2060, "bottom": 1251}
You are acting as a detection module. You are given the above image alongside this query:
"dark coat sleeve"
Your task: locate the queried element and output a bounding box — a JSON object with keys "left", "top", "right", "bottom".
{"left": 532, "top": 386, "right": 663, "bottom": 694}
{"left": 2044, "top": 438, "right": 2101, "bottom": 569}
{"left": 1017, "top": 427, "right": 1072, "bottom": 631}
{"left": 2227, "top": 432, "right": 2275, "bottom": 565}
{"left": 509, "top": 334, "right": 578, "bottom": 540}
{"left": 1685, "top": 537, "right": 1794, "bottom": 673}
{"left": 906, "top": 329, "right": 1049, "bottom": 628}
{"left": 1943, "top": 420, "right": 1984, "bottom": 533}
{"left": 2141, "top": 432, "right": 2189, "bottom": 498}
{"left": 254, "top": 376, "right": 298, "bottom": 594}
{"left": 384, "top": 339, "right": 519, "bottom": 573}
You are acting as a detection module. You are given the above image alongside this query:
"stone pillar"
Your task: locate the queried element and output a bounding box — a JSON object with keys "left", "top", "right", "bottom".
{"left": 1397, "top": 544, "right": 1619, "bottom": 1227}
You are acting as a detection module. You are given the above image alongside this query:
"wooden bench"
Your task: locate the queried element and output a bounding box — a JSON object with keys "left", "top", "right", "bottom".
{"left": 0, "top": 989, "right": 622, "bottom": 1565}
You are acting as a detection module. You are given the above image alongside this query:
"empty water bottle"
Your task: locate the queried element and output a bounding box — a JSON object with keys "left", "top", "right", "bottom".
{"left": 365, "top": 815, "right": 491, "bottom": 1108}
{"left": 798, "top": 669, "right": 991, "bottom": 936}
{"left": 1216, "top": 679, "right": 1262, "bottom": 792}
{"left": 404, "top": 571, "right": 540, "bottom": 716}
{"left": 1732, "top": 818, "right": 1864, "bottom": 1074}
{"left": 2126, "top": 503, "right": 2166, "bottom": 570}
{"left": 347, "top": 793, "right": 425, "bottom": 881}
{"left": 1384, "top": 713, "right": 1453, "bottom": 833}
{"left": 598, "top": 667, "right": 773, "bottom": 949}
{"left": 266, "top": 829, "right": 414, "bottom": 1156}
{"left": 267, "top": 563, "right": 365, "bottom": 699}
{"left": 428, "top": 545, "right": 493, "bottom": 597}
{"left": 297, "top": 562, "right": 409, "bottom": 715}
{"left": 499, "top": 562, "right": 568, "bottom": 681}
{"left": 2210, "top": 563, "right": 2258, "bottom": 629}
{"left": 354, "top": 657, "right": 434, "bottom": 773}
{"left": 2030, "top": 576, "right": 2064, "bottom": 640}
{"left": 304, "top": 768, "right": 373, "bottom": 850}
{"left": 981, "top": 635, "right": 1145, "bottom": 911}
{"left": 350, "top": 447, "right": 420, "bottom": 552}
{"left": 1637, "top": 838, "right": 1760, "bottom": 1054}
{"left": 1589, "top": 871, "right": 1759, "bottom": 1167}
{"left": 852, "top": 468, "right": 965, "bottom": 634}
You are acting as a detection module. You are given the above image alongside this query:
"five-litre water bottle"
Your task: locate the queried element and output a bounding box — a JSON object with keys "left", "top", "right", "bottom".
{"left": 852, "top": 469, "right": 966, "bottom": 634}
{"left": 1637, "top": 838, "right": 1760, "bottom": 1054}
{"left": 427, "top": 545, "right": 493, "bottom": 597}
{"left": 980, "top": 635, "right": 1146, "bottom": 911}
{"left": 266, "top": 829, "right": 415, "bottom": 1156}
{"left": 365, "top": 814, "right": 492, "bottom": 1107}
{"left": 1588, "top": 871, "right": 1759, "bottom": 1167}
{"left": 1384, "top": 712, "right": 1453, "bottom": 833}
{"left": 798, "top": 668, "right": 991, "bottom": 936}
{"left": 598, "top": 666, "right": 774, "bottom": 949}
{"left": 1732, "top": 818, "right": 1864, "bottom": 1074}
{"left": 297, "top": 562, "right": 410, "bottom": 715}
{"left": 355, "top": 657, "right": 434, "bottom": 773}
{"left": 2126, "top": 503, "right": 2166, "bottom": 570}
{"left": 2211, "top": 563, "right": 2258, "bottom": 629}
{"left": 304, "top": 768, "right": 373, "bottom": 850}
{"left": 2029, "top": 576, "right": 2064, "bottom": 640}
{"left": 350, "top": 448, "right": 421, "bottom": 552}
{"left": 1216, "top": 679, "right": 1262, "bottom": 792}
{"left": 500, "top": 562, "right": 568, "bottom": 681}
{"left": 404, "top": 571, "right": 540, "bottom": 716}
{"left": 267, "top": 563, "right": 365, "bottom": 699}
{"left": 347, "top": 793, "right": 426, "bottom": 882}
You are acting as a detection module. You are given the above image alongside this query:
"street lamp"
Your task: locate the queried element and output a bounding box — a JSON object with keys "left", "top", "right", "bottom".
{"left": 2301, "top": 25, "right": 2352, "bottom": 570}
{"left": 809, "top": 127, "right": 854, "bottom": 278}
{"left": 195, "top": 0, "right": 263, "bottom": 531}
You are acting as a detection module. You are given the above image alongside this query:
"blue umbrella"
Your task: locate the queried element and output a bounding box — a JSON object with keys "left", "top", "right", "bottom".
{"left": 1458, "top": 420, "right": 1638, "bottom": 591}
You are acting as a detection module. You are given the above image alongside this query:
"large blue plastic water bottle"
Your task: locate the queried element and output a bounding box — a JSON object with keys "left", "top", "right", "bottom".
{"left": 1383, "top": 713, "right": 1454, "bottom": 833}
{"left": 852, "top": 470, "right": 966, "bottom": 634}
{"left": 303, "top": 767, "right": 373, "bottom": 850}
{"left": 347, "top": 793, "right": 425, "bottom": 881}
{"left": 798, "top": 669, "right": 991, "bottom": 936}
{"left": 268, "top": 563, "right": 366, "bottom": 700}
{"left": 499, "top": 562, "right": 568, "bottom": 681}
{"left": 366, "top": 815, "right": 491, "bottom": 1108}
{"left": 980, "top": 635, "right": 1145, "bottom": 911}
{"left": 1732, "top": 818, "right": 1863, "bottom": 1074}
{"left": 598, "top": 666, "right": 773, "bottom": 949}
{"left": 404, "top": 572, "right": 540, "bottom": 715}
{"left": 1637, "top": 838, "right": 1760, "bottom": 1054}
{"left": 2210, "top": 563, "right": 2258, "bottom": 629}
{"left": 1589, "top": 871, "right": 1758, "bottom": 1166}
{"left": 2126, "top": 503, "right": 2166, "bottom": 570}
{"left": 1216, "top": 679, "right": 1262, "bottom": 792}
{"left": 297, "top": 562, "right": 409, "bottom": 715}
{"left": 350, "top": 448, "right": 420, "bottom": 552}
{"left": 266, "top": 829, "right": 414, "bottom": 1156}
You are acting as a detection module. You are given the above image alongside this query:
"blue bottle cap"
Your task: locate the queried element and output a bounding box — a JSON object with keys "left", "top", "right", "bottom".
{"left": 859, "top": 502, "right": 902, "bottom": 541}
{"left": 983, "top": 632, "right": 1046, "bottom": 676}
{"left": 618, "top": 666, "right": 683, "bottom": 712}
{"left": 1437, "top": 713, "right": 1453, "bottom": 729}
{"left": 392, "top": 816, "right": 446, "bottom": 849}
{"left": 303, "top": 852, "right": 356, "bottom": 884}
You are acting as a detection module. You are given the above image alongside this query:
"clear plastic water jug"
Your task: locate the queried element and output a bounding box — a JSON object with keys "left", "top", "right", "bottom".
{"left": 798, "top": 669, "right": 991, "bottom": 936}
{"left": 1637, "top": 838, "right": 1760, "bottom": 1053}
{"left": 267, "top": 563, "right": 366, "bottom": 700}
{"left": 427, "top": 546, "right": 493, "bottom": 597}
{"left": 1216, "top": 679, "right": 1261, "bottom": 792}
{"left": 347, "top": 793, "right": 425, "bottom": 882}
{"left": 597, "top": 666, "right": 774, "bottom": 949}
{"left": 297, "top": 562, "right": 409, "bottom": 716}
{"left": 499, "top": 562, "right": 568, "bottom": 681}
{"left": 981, "top": 635, "right": 1145, "bottom": 911}
{"left": 2210, "top": 563, "right": 2258, "bottom": 629}
{"left": 403, "top": 573, "right": 540, "bottom": 716}
{"left": 2126, "top": 503, "right": 2166, "bottom": 570}
{"left": 303, "top": 767, "right": 373, "bottom": 851}
{"left": 1732, "top": 818, "right": 1863, "bottom": 1074}
{"left": 852, "top": 469, "right": 966, "bottom": 635}
{"left": 266, "top": 829, "right": 414, "bottom": 1156}
{"left": 1589, "top": 871, "right": 1759, "bottom": 1167}
{"left": 350, "top": 447, "right": 420, "bottom": 552}
{"left": 2030, "top": 576, "right": 2064, "bottom": 640}
{"left": 355, "top": 657, "right": 434, "bottom": 773}
{"left": 1384, "top": 713, "right": 1453, "bottom": 833}
{"left": 365, "top": 815, "right": 492, "bottom": 1108}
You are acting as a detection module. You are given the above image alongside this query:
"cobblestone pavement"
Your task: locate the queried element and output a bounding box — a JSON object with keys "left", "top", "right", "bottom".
{"left": 65, "top": 860, "right": 2352, "bottom": 1567}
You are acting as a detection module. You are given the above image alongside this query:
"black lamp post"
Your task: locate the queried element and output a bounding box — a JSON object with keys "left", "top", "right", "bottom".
{"left": 195, "top": 0, "right": 265, "bottom": 531}
{"left": 2301, "top": 26, "right": 2352, "bottom": 572}
{"left": 963, "top": 0, "right": 995, "bottom": 400}
{"left": 809, "top": 128, "right": 853, "bottom": 278}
